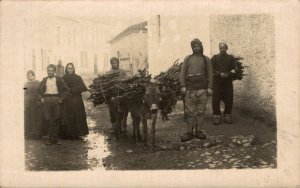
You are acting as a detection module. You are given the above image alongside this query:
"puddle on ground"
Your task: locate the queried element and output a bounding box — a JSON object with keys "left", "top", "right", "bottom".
{"left": 85, "top": 117, "right": 111, "bottom": 170}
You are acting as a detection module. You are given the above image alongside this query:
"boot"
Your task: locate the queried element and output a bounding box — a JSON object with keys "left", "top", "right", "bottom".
{"left": 213, "top": 115, "right": 221, "bottom": 125}
{"left": 46, "top": 136, "right": 54, "bottom": 145}
{"left": 110, "top": 123, "right": 116, "bottom": 134}
{"left": 182, "top": 116, "right": 194, "bottom": 142}
{"left": 224, "top": 114, "right": 233, "bottom": 124}
{"left": 181, "top": 132, "right": 194, "bottom": 142}
{"left": 52, "top": 137, "right": 63, "bottom": 145}
{"left": 195, "top": 131, "right": 206, "bottom": 139}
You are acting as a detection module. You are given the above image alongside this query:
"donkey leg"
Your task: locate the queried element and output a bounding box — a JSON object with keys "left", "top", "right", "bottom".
{"left": 151, "top": 113, "right": 158, "bottom": 151}
{"left": 136, "top": 117, "right": 142, "bottom": 142}
{"left": 115, "top": 114, "right": 121, "bottom": 141}
{"left": 132, "top": 117, "right": 137, "bottom": 143}
{"left": 142, "top": 114, "right": 148, "bottom": 150}
{"left": 116, "top": 111, "right": 123, "bottom": 140}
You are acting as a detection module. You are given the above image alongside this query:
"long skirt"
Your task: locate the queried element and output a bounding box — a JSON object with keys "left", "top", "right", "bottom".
{"left": 60, "top": 94, "right": 89, "bottom": 137}
{"left": 24, "top": 100, "right": 45, "bottom": 137}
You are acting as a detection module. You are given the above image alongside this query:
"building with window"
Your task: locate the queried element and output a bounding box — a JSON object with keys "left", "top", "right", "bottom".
{"left": 109, "top": 21, "right": 148, "bottom": 76}
{"left": 23, "top": 16, "right": 110, "bottom": 79}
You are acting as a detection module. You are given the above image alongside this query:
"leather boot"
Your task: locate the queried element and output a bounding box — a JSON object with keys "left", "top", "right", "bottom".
{"left": 195, "top": 131, "right": 206, "bottom": 139}
{"left": 213, "top": 115, "right": 221, "bottom": 125}
{"left": 181, "top": 132, "right": 194, "bottom": 142}
{"left": 110, "top": 122, "right": 116, "bottom": 134}
{"left": 224, "top": 114, "right": 233, "bottom": 124}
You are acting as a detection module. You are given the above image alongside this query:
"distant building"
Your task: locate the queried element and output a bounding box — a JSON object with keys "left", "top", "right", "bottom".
{"left": 109, "top": 21, "right": 148, "bottom": 76}
{"left": 23, "top": 16, "right": 110, "bottom": 79}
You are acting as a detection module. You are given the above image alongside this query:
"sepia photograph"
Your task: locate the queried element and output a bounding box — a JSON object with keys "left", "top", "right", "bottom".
{"left": 0, "top": 0, "right": 299, "bottom": 187}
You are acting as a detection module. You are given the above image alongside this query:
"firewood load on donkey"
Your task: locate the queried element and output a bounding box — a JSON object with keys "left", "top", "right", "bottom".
{"left": 127, "top": 79, "right": 161, "bottom": 151}
{"left": 88, "top": 69, "right": 161, "bottom": 150}
{"left": 114, "top": 77, "right": 161, "bottom": 151}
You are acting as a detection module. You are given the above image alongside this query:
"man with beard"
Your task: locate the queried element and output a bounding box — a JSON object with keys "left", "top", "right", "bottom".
{"left": 211, "top": 42, "right": 236, "bottom": 125}
{"left": 180, "top": 38, "right": 213, "bottom": 142}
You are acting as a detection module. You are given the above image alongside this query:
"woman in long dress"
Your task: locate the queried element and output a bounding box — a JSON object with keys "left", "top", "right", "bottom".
{"left": 60, "top": 63, "right": 89, "bottom": 139}
{"left": 24, "top": 70, "right": 44, "bottom": 138}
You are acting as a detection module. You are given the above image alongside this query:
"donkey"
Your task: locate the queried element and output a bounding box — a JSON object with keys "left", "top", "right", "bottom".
{"left": 127, "top": 81, "right": 161, "bottom": 151}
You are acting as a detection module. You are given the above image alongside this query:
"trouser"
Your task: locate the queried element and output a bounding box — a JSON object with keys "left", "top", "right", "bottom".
{"left": 212, "top": 79, "right": 233, "bottom": 115}
{"left": 184, "top": 89, "right": 208, "bottom": 134}
{"left": 42, "top": 96, "right": 61, "bottom": 137}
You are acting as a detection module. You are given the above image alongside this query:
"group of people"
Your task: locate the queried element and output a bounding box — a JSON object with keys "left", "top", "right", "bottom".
{"left": 24, "top": 62, "right": 89, "bottom": 145}
{"left": 105, "top": 38, "right": 237, "bottom": 143}
{"left": 180, "top": 38, "right": 236, "bottom": 142}
{"left": 24, "top": 37, "right": 236, "bottom": 145}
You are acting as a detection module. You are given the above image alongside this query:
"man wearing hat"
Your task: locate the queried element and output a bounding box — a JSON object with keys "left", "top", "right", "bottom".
{"left": 211, "top": 42, "right": 236, "bottom": 125}
{"left": 180, "top": 39, "right": 213, "bottom": 142}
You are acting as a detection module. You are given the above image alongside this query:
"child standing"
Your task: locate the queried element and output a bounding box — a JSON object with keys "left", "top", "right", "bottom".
{"left": 24, "top": 70, "right": 44, "bottom": 139}
{"left": 38, "top": 64, "right": 69, "bottom": 145}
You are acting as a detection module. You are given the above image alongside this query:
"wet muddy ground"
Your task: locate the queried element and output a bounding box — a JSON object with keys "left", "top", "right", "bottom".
{"left": 25, "top": 96, "right": 276, "bottom": 171}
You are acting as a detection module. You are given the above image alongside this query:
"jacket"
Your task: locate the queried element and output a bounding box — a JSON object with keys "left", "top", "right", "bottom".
{"left": 38, "top": 76, "right": 70, "bottom": 102}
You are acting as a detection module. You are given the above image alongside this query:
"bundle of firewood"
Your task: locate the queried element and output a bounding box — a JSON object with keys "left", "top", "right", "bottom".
{"left": 232, "top": 56, "right": 247, "bottom": 81}
{"left": 88, "top": 69, "right": 150, "bottom": 106}
{"left": 154, "top": 59, "right": 182, "bottom": 97}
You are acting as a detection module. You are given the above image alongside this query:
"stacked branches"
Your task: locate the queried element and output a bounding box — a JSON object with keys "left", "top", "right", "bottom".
{"left": 88, "top": 69, "right": 150, "bottom": 106}
{"left": 154, "top": 59, "right": 182, "bottom": 98}
{"left": 232, "top": 56, "right": 247, "bottom": 81}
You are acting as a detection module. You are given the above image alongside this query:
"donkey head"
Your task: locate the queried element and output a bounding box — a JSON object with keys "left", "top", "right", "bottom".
{"left": 143, "top": 80, "right": 161, "bottom": 114}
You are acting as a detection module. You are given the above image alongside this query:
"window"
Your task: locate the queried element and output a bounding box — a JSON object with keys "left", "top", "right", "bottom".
{"left": 57, "top": 26, "right": 60, "bottom": 44}
{"left": 32, "top": 49, "right": 36, "bottom": 71}
{"left": 94, "top": 54, "right": 98, "bottom": 74}
{"left": 41, "top": 49, "right": 44, "bottom": 71}
{"left": 80, "top": 51, "right": 88, "bottom": 68}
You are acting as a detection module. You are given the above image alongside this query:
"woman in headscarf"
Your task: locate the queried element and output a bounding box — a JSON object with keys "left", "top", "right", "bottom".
{"left": 60, "top": 63, "right": 89, "bottom": 139}
{"left": 24, "top": 70, "right": 44, "bottom": 138}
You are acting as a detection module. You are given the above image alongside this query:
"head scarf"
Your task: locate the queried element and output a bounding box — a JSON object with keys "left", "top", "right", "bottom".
{"left": 110, "top": 57, "right": 120, "bottom": 64}
{"left": 190, "top": 38, "right": 204, "bottom": 55}
{"left": 27, "top": 70, "right": 35, "bottom": 77}
{"left": 65, "top": 63, "right": 76, "bottom": 74}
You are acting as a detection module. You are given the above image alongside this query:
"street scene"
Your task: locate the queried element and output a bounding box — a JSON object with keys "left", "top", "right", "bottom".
{"left": 21, "top": 5, "right": 277, "bottom": 171}
{"left": 25, "top": 78, "right": 276, "bottom": 170}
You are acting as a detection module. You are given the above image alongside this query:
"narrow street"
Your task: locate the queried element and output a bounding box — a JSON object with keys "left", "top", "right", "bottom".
{"left": 25, "top": 89, "right": 277, "bottom": 171}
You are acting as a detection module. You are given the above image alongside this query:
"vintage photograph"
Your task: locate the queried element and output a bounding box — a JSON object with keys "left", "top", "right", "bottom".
{"left": 0, "top": 0, "right": 299, "bottom": 187}
{"left": 22, "top": 8, "right": 276, "bottom": 171}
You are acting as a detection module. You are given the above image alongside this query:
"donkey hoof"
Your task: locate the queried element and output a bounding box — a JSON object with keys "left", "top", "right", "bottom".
{"left": 152, "top": 146, "right": 157, "bottom": 152}
{"left": 143, "top": 145, "right": 148, "bottom": 151}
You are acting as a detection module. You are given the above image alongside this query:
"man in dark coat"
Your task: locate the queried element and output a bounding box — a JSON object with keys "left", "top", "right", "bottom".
{"left": 211, "top": 42, "right": 236, "bottom": 125}
{"left": 38, "top": 64, "right": 69, "bottom": 145}
{"left": 180, "top": 38, "right": 213, "bottom": 142}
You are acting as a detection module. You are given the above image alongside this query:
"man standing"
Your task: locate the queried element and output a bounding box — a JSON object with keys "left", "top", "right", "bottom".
{"left": 211, "top": 42, "right": 236, "bottom": 125}
{"left": 107, "top": 57, "right": 128, "bottom": 134}
{"left": 39, "top": 64, "right": 69, "bottom": 145}
{"left": 180, "top": 38, "right": 213, "bottom": 142}
{"left": 56, "top": 60, "right": 65, "bottom": 78}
